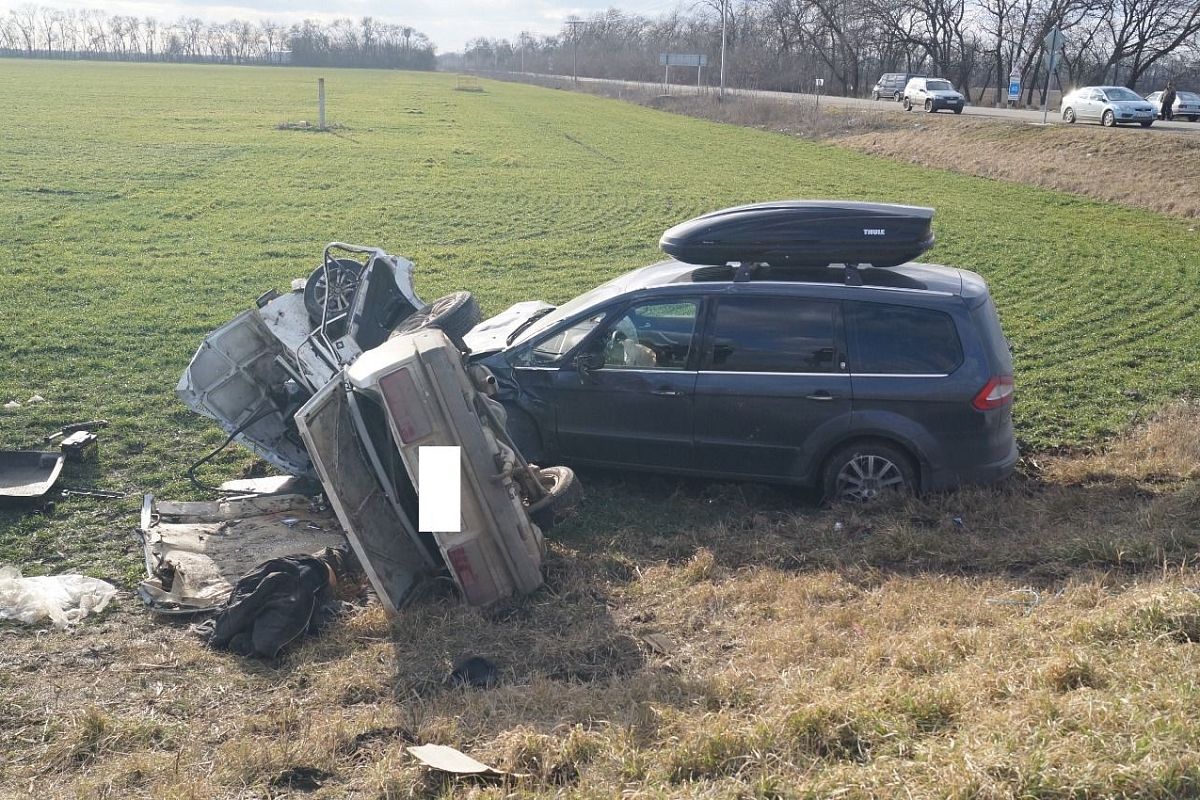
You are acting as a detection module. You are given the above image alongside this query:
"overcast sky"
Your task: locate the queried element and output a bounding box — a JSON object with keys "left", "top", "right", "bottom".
{"left": 11, "top": 0, "right": 685, "bottom": 53}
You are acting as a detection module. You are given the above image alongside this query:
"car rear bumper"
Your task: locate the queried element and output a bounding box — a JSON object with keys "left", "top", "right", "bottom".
{"left": 925, "top": 438, "right": 1018, "bottom": 491}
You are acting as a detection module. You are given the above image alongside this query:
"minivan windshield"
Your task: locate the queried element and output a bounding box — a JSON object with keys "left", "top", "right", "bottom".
{"left": 927, "top": 80, "right": 953, "bottom": 91}
{"left": 511, "top": 274, "right": 626, "bottom": 346}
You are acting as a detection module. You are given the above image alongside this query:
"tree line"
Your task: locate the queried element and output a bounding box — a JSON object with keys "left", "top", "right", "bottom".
{"left": 0, "top": 5, "right": 436, "bottom": 70}
{"left": 457, "top": 0, "right": 1200, "bottom": 103}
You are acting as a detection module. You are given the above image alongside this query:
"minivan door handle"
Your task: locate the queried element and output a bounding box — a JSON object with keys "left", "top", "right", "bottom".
{"left": 806, "top": 391, "right": 836, "bottom": 401}
{"left": 651, "top": 388, "right": 683, "bottom": 397}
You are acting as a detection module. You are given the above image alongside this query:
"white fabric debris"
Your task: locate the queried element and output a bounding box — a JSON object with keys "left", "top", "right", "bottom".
{"left": 3, "top": 401, "right": 21, "bottom": 410}
{"left": 0, "top": 566, "right": 117, "bottom": 629}
{"left": 25, "top": 395, "right": 45, "bottom": 404}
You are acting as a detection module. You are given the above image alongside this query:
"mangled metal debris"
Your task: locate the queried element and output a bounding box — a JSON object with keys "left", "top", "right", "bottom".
{"left": 137, "top": 490, "right": 346, "bottom": 614}
{"left": 172, "top": 243, "right": 581, "bottom": 615}
{"left": 0, "top": 450, "right": 65, "bottom": 500}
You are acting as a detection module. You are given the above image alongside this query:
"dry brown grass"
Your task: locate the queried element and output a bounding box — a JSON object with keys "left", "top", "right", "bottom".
{"left": 833, "top": 115, "right": 1200, "bottom": 219}
{"left": 5, "top": 405, "right": 1200, "bottom": 798}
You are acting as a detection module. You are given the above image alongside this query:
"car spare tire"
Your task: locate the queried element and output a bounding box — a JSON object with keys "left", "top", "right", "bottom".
{"left": 389, "top": 291, "right": 481, "bottom": 349}
{"left": 305, "top": 258, "right": 364, "bottom": 324}
{"left": 527, "top": 465, "right": 582, "bottom": 531}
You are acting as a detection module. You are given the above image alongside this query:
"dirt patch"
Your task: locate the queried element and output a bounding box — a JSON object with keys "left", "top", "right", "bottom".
{"left": 832, "top": 116, "right": 1200, "bottom": 218}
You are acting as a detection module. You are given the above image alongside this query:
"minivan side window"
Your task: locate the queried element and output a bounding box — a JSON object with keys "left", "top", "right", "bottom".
{"left": 598, "top": 300, "right": 699, "bottom": 370}
{"left": 704, "top": 296, "right": 839, "bottom": 373}
{"left": 847, "top": 302, "right": 962, "bottom": 374}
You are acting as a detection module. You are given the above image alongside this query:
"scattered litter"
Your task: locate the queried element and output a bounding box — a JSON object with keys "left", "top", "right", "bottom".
{"left": 282, "top": 517, "right": 300, "bottom": 528}
{"left": 44, "top": 420, "right": 108, "bottom": 443}
{"left": 986, "top": 588, "right": 1043, "bottom": 613}
{"left": 952, "top": 516, "right": 966, "bottom": 529}
{"left": 60, "top": 430, "right": 98, "bottom": 461}
{"left": 4, "top": 401, "right": 20, "bottom": 410}
{"left": 449, "top": 656, "right": 498, "bottom": 688}
{"left": 834, "top": 521, "right": 845, "bottom": 532}
{"left": 0, "top": 566, "right": 117, "bottom": 629}
{"left": 25, "top": 394, "right": 45, "bottom": 405}
{"left": 642, "top": 632, "right": 675, "bottom": 655}
{"left": 60, "top": 486, "right": 125, "bottom": 500}
{"left": 218, "top": 475, "right": 311, "bottom": 497}
{"left": 269, "top": 766, "right": 333, "bottom": 791}
{"left": 407, "top": 744, "right": 516, "bottom": 777}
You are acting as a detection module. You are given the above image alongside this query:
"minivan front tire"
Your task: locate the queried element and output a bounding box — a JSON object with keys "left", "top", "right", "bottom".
{"left": 822, "top": 441, "right": 916, "bottom": 504}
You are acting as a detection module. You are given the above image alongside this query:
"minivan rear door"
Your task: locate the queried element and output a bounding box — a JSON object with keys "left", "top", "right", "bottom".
{"left": 844, "top": 300, "right": 982, "bottom": 471}
{"left": 692, "top": 295, "right": 851, "bottom": 480}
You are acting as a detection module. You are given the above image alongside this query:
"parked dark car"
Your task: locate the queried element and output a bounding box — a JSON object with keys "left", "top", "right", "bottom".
{"left": 466, "top": 202, "right": 1017, "bottom": 502}
{"left": 872, "top": 72, "right": 916, "bottom": 101}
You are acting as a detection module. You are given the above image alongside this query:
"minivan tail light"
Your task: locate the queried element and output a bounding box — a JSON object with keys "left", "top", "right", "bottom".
{"left": 973, "top": 376, "right": 1014, "bottom": 411}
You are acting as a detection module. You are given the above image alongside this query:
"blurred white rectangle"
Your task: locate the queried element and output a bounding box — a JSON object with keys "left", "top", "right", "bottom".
{"left": 418, "top": 446, "right": 461, "bottom": 532}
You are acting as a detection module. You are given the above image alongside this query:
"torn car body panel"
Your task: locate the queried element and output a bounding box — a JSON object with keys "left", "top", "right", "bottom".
{"left": 177, "top": 246, "right": 428, "bottom": 478}
{"left": 137, "top": 493, "right": 346, "bottom": 614}
{"left": 176, "top": 309, "right": 316, "bottom": 477}
{"left": 294, "top": 376, "right": 433, "bottom": 614}
{"left": 0, "top": 450, "right": 65, "bottom": 499}
{"left": 346, "top": 330, "right": 545, "bottom": 603}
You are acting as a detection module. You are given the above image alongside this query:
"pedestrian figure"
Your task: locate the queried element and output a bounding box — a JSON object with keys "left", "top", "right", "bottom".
{"left": 1161, "top": 81, "right": 1177, "bottom": 121}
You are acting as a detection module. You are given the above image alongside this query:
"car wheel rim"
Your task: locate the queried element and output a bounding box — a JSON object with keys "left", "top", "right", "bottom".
{"left": 835, "top": 455, "right": 905, "bottom": 502}
{"left": 313, "top": 265, "right": 359, "bottom": 314}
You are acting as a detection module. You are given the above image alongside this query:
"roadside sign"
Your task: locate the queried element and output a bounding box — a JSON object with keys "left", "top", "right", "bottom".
{"left": 1041, "top": 29, "right": 1066, "bottom": 124}
{"left": 1008, "top": 71, "right": 1021, "bottom": 101}
{"left": 814, "top": 78, "right": 824, "bottom": 88}
{"left": 658, "top": 53, "right": 708, "bottom": 67}
{"left": 1043, "top": 28, "right": 1064, "bottom": 71}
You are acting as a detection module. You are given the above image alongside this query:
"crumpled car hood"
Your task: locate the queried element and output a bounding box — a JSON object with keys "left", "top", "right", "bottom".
{"left": 463, "top": 300, "right": 555, "bottom": 355}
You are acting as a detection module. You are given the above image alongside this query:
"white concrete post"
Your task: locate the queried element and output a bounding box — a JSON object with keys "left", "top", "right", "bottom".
{"left": 318, "top": 78, "right": 326, "bottom": 130}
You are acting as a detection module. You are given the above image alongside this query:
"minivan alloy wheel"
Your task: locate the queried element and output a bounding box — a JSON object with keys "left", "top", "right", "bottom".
{"left": 823, "top": 441, "right": 916, "bottom": 504}
{"left": 836, "top": 454, "right": 905, "bottom": 501}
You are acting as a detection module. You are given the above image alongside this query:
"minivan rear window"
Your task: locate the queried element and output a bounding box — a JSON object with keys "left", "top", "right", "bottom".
{"left": 847, "top": 302, "right": 962, "bottom": 374}
{"left": 705, "top": 296, "right": 839, "bottom": 373}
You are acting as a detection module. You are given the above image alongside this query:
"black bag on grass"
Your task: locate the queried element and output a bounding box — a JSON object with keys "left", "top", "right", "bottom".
{"left": 208, "top": 547, "right": 350, "bottom": 659}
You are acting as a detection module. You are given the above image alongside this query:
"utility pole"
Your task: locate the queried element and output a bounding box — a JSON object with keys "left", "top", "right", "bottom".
{"left": 565, "top": 18, "right": 584, "bottom": 83}
{"left": 719, "top": 0, "right": 727, "bottom": 100}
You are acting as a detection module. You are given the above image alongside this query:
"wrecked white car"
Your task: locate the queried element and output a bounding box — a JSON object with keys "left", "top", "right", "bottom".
{"left": 175, "top": 244, "right": 580, "bottom": 611}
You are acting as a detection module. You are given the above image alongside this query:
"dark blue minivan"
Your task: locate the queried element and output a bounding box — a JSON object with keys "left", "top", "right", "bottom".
{"left": 466, "top": 202, "right": 1017, "bottom": 501}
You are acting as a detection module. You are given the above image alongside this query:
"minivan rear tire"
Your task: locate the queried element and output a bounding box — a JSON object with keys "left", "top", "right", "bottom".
{"left": 822, "top": 441, "right": 917, "bottom": 504}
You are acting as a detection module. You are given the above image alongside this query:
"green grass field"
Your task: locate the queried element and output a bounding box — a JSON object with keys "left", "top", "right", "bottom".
{"left": 5, "top": 61, "right": 1200, "bottom": 799}
{"left": 2, "top": 59, "right": 1199, "bottom": 573}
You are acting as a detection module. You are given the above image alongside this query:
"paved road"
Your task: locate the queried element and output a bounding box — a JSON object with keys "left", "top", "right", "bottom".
{"left": 517, "top": 73, "right": 1200, "bottom": 135}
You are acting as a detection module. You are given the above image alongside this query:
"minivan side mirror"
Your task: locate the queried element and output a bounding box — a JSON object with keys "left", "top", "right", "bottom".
{"left": 574, "top": 350, "right": 604, "bottom": 382}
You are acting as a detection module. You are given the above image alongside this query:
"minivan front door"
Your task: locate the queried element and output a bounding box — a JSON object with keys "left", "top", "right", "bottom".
{"left": 551, "top": 299, "right": 701, "bottom": 469}
{"left": 692, "top": 295, "right": 851, "bottom": 481}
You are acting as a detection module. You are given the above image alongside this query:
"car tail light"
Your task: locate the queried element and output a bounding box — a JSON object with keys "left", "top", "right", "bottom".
{"left": 973, "top": 376, "right": 1014, "bottom": 411}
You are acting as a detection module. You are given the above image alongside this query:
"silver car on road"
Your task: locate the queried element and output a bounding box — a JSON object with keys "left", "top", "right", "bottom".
{"left": 1144, "top": 90, "right": 1200, "bottom": 122}
{"left": 1061, "top": 86, "right": 1156, "bottom": 127}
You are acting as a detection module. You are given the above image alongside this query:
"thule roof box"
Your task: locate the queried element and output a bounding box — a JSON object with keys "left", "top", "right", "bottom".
{"left": 659, "top": 201, "right": 935, "bottom": 269}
